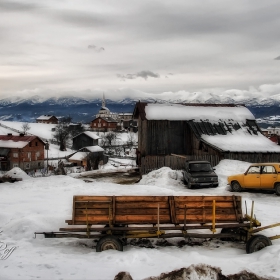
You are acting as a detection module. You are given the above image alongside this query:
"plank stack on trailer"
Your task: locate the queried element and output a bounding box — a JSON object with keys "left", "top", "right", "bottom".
{"left": 66, "top": 195, "right": 243, "bottom": 226}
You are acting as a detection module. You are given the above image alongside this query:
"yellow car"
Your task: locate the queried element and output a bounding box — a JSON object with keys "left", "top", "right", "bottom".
{"left": 227, "top": 163, "right": 280, "bottom": 196}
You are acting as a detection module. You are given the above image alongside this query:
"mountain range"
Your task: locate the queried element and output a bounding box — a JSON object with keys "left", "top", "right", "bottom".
{"left": 0, "top": 93, "right": 279, "bottom": 127}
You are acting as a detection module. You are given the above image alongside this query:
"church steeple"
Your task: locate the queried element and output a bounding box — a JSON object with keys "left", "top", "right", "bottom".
{"left": 102, "top": 93, "right": 106, "bottom": 108}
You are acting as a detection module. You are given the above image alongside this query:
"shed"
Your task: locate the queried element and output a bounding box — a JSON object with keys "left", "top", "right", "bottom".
{"left": 133, "top": 102, "right": 280, "bottom": 174}
{"left": 68, "top": 145, "right": 106, "bottom": 170}
{"left": 72, "top": 131, "right": 100, "bottom": 150}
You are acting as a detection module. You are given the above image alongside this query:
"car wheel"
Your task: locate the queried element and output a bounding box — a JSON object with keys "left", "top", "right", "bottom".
{"left": 246, "top": 235, "right": 272, "bottom": 254}
{"left": 231, "top": 181, "right": 242, "bottom": 192}
{"left": 183, "top": 176, "right": 191, "bottom": 189}
{"left": 275, "top": 183, "right": 280, "bottom": 196}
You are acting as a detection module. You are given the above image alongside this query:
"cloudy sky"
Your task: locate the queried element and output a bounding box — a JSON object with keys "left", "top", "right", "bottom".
{"left": 1, "top": 0, "right": 280, "bottom": 100}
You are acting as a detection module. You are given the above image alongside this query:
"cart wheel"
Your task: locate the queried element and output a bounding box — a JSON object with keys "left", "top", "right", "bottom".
{"left": 96, "top": 235, "right": 123, "bottom": 252}
{"left": 246, "top": 234, "right": 272, "bottom": 254}
{"left": 231, "top": 181, "right": 242, "bottom": 192}
{"left": 275, "top": 183, "right": 280, "bottom": 196}
{"left": 220, "top": 228, "right": 239, "bottom": 241}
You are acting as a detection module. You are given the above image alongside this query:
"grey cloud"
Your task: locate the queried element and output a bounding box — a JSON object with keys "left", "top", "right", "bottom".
{"left": 88, "top": 45, "right": 105, "bottom": 52}
{"left": 0, "top": 1, "right": 38, "bottom": 11}
{"left": 52, "top": 10, "right": 109, "bottom": 29}
{"left": 117, "top": 71, "right": 160, "bottom": 81}
{"left": 274, "top": 56, "right": 280, "bottom": 60}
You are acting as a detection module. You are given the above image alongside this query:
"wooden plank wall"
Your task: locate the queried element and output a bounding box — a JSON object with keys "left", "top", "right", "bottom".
{"left": 69, "top": 195, "right": 243, "bottom": 226}
{"left": 140, "top": 155, "right": 186, "bottom": 174}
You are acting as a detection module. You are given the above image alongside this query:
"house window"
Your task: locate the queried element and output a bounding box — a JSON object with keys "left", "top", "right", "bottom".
{"left": 103, "top": 123, "right": 106, "bottom": 126}
{"left": 25, "top": 163, "right": 30, "bottom": 169}
{"left": 29, "top": 142, "right": 32, "bottom": 147}
{"left": 94, "top": 123, "right": 96, "bottom": 126}
{"left": 35, "top": 142, "right": 38, "bottom": 146}
{"left": 38, "top": 162, "right": 41, "bottom": 167}
{"left": 35, "top": 151, "right": 40, "bottom": 160}
{"left": 13, "top": 152, "right": 18, "bottom": 158}
{"left": 13, "top": 164, "right": 18, "bottom": 167}
{"left": 27, "top": 152, "right": 31, "bottom": 159}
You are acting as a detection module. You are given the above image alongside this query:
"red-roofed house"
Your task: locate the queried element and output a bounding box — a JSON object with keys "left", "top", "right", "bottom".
{"left": 90, "top": 117, "right": 118, "bottom": 132}
{"left": 0, "top": 134, "right": 45, "bottom": 171}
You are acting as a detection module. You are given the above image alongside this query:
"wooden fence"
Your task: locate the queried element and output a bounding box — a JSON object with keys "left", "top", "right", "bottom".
{"left": 140, "top": 154, "right": 222, "bottom": 174}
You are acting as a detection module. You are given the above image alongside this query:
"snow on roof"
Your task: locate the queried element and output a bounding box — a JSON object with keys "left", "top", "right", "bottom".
{"left": 0, "top": 135, "right": 39, "bottom": 148}
{"left": 82, "top": 131, "right": 100, "bottom": 140}
{"left": 68, "top": 152, "right": 87, "bottom": 161}
{"left": 36, "top": 115, "right": 56, "bottom": 120}
{"left": 145, "top": 103, "right": 254, "bottom": 122}
{"left": 84, "top": 145, "right": 104, "bottom": 152}
{"left": 100, "top": 106, "right": 110, "bottom": 111}
{"left": 202, "top": 130, "right": 280, "bottom": 152}
{"left": 0, "top": 140, "right": 28, "bottom": 148}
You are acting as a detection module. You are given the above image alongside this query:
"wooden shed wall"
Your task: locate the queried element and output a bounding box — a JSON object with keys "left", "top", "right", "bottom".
{"left": 138, "top": 120, "right": 191, "bottom": 156}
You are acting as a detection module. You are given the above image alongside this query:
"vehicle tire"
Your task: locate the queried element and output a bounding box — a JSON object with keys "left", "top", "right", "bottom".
{"left": 96, "top": 235, "right": 123, "bottom": 252}
{"left": 183, "top": 176, "right": 191, "bottom": 189}
{"left": 220, "top": 227, "right": 239, "bottom": 241}
{"left": 246, "top": 234, "right": 272, "bottom": 254}
{"left": 231, "top": 181, "right": 242, "bottom": 192}
{"left": 275, "top": 183, "right": 280, "bottom": 196}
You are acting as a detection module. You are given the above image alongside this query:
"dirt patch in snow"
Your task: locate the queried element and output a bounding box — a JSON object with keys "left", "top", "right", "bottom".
{"left": 115, "top": 264, "right": 276, "bottom": 280}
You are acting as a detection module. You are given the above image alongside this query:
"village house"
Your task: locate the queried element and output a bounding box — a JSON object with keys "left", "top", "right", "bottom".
{"left": 90, "top": 117, "right": 118, "bottom": 132}
{"left": 36, "top": 115, "right": 58, "bottom": 124}
{"left": 133, "top": 102, "right": 280, "bottom": 174}
{"left": 72, "top": 131, "right": 100, "bottom": 150}
{"left": 0, "top": 134, "right": 45, "bottom": 171}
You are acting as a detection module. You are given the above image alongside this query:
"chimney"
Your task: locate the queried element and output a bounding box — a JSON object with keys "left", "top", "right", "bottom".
{"left": 20, "top": 133, "right": 25, "bottom": 137}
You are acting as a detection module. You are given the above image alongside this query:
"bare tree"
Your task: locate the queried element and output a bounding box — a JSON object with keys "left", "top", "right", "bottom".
{"left": 52, "top": 117, "right": 72, "bottom": 151}
{"left": 21, "top": 122, "right": 31, "bottom": 134}
{"left": 126, "top": 132, "right": 136, "bottom": 151}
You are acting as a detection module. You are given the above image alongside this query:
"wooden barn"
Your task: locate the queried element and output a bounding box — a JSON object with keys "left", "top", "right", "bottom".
{"left": 72, "top": 131, "right": 100, "bottom": 150}
{"left": 133, "top": 102, "right": 280, "bottom": 174}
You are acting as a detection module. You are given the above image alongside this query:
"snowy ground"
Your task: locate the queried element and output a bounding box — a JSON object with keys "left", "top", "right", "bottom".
{"left": 1, "top": 160, "right": 280, "bottom": 280}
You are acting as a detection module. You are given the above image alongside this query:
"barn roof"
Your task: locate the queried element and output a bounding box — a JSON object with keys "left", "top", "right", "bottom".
{"left": 81, "top": 146, "right": 104, "bottom": 152}
{"left": 134, "top": 102, "right": 253, "bottom": 122}
{"left": 68, "top": 146, "right": 104, "bottom": 161}
{"left": 73, "top": 131, "right": 100, "bottom": 140}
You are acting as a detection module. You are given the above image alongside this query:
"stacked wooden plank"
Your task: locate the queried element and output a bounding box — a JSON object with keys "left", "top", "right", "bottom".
{"left": 66, "top": 195, "right": 243, "bottom": 226}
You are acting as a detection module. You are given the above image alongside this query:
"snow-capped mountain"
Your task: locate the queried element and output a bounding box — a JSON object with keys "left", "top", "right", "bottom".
{"left": 0, "top": 92, "right": 279, "bottom": 126}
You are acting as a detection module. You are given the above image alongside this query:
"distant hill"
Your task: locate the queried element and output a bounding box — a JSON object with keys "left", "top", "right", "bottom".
{"left": 0, "top": 94, "right": 279, "bottom": 127}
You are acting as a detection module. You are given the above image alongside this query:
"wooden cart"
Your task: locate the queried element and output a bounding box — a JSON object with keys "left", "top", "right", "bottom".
{"left": 35, "top": 195, "right": 280, "bottom": 253}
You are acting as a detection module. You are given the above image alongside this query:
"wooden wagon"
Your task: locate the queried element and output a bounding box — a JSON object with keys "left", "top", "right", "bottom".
{"left": 35, "top": 195, "right": 280, "bottom": 253}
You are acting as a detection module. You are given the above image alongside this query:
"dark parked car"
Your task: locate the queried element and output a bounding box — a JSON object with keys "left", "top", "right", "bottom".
{"left": 182, "top": 160, "right": 219, "bottom": 189}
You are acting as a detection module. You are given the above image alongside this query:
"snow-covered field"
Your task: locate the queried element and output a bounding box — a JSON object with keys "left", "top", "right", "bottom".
{"left": 1, "top": 159, "right": 280, "bottom": 280}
